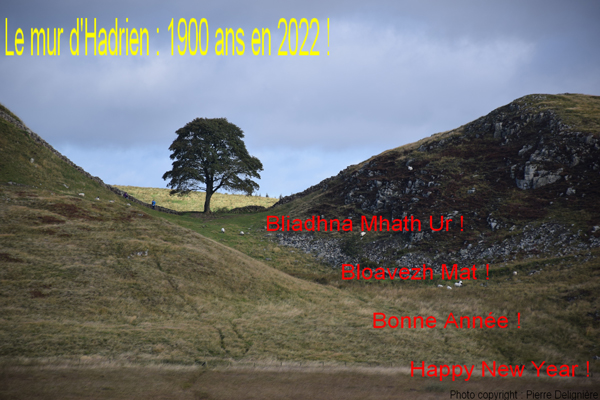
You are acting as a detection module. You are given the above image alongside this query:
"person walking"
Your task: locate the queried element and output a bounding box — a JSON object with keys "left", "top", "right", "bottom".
{"left": 152, "top": 199, "right": 156, "bottom": 209}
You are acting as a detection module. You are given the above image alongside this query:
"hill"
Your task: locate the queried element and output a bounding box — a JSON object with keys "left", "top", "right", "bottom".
{"left": 272, "top": 94, "right": 600, "bottom": 269}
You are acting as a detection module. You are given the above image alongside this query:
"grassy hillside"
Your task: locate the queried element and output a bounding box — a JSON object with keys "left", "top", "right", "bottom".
{"left": 10, "top": 181, "right": 597, "bottom": 367}
{"left": 114, "top": 185, "right": 278, "bottom": 212}
{"left": 9, "top": 177, "right": 599, "bottom": 366}
{"left": 0, "top": 117, "right": 108, "bottom": 198}
{"left": 0, "top": 184, "right": 365, "bottom": 363}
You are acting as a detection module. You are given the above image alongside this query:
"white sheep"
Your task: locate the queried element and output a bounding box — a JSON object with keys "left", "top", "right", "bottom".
{"left": 455, "top": 280, "right": 463, "bottom": 287}
{"left": 78, "top": 193, "right": 85, "bottom": 196}
{"left": 408, "top": 166, "right": 413, "bottom": 171}
{"left": 513, "top": 271, "right": 518, "bottom": 276}
{"left": 221, "top": 228, "right": 225, "bottom": 233}
{"left": 240, "top": 231, "right": 244, "bottom": 235}
{"left": 360, "top": 232, "right": 366, "bottom": 237}
{"left": 437, "top": 284, "right": 443, "bottom": 288}
{"left": 447, "top": 286, "right": 452, "bottom": 290}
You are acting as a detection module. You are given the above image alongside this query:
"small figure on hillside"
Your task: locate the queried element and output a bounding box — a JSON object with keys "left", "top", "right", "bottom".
{"left": 124, "top": 192, "right": 129, "bottom": 199}
{"left": 152, "top": 200, "right": 156, "bottom": 209}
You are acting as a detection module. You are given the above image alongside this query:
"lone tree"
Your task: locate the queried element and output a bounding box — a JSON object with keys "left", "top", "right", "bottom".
{"left": 162, "top": 118, "right": 263, "bottom": 213}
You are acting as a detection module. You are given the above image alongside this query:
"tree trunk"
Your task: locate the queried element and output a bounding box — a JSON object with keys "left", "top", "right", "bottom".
{"left": 204, "top": 187, "right": 213, "bottom": 213}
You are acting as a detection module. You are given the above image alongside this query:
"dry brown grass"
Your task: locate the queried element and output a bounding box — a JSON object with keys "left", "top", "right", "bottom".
{"left": 0, "top": 185, "right": 491, "bottom": 365}
{"left": 114, "top": 185, "right": 279, "bottom": 212}
{"left": 3, "top": 184, "right": 598, "bottom": 368}
{"left": 533, "top": 93, "right": 600, "bottom": 135}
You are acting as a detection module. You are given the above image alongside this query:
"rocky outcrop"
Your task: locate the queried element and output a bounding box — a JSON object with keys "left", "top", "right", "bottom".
{"left": 465, "top": 98, "right": 599, "bottom": 191}
{"left": 275, "top": 222, "right": 600, "bottom": 270}
{"left": 515, "top": 164, "right": 562, "bottom": 190}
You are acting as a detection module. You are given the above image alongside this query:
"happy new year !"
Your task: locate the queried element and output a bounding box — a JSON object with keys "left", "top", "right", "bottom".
{"left": 412, "top": 361, "right": 582, "bottom": 382}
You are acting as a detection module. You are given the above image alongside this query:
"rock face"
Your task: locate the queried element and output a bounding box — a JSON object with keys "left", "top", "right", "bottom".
{"left": 515, "top": 164, "right": 562, "bottom": 190}
{"left": 271, "top": 94, "right": 600, "bottom": 268}
{"left": 274, "top": 222, "right": 600, "bottom": 270}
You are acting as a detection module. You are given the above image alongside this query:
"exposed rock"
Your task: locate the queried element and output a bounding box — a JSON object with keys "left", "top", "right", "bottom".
{"left": 516, "top": 164, "right": 562, "bottom": 190}
{"left": 274, "top": 222, "right": 600, "bottom": 270}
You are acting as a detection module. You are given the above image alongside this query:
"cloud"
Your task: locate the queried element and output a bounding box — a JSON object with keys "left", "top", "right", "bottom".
{"left": 1, "top": 0, "right": 599, "bottom": 195}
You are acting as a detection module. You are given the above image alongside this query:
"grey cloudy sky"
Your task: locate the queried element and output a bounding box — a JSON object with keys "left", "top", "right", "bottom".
{"left": 1, "top": 0, "right": 599, "bottom": 196}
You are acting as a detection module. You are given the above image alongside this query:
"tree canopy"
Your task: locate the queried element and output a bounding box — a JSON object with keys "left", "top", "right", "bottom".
{"left": 162, "top": 118, "right": 263, "bottom": 213}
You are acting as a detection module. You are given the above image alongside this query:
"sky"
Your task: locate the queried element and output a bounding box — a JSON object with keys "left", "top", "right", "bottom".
{"left": 1, "top": 0, "right": 599, "bottom": 197}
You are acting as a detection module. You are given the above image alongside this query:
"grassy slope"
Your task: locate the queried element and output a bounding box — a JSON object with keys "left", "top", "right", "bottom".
{"left": 0, "top": 118, "right": 107, "bottom": 198}
{"left": 160, "top": 207, "right": 600, "bottom": 368}
{"left": 114, "top": 185, "right": 278, "bottom": 212}
{"left": 0, "top": 102, "right": 599, "bottom": 375}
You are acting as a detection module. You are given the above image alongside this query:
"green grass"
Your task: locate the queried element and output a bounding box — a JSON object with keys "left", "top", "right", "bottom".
{"left": 114, "top": 185, "right": 279, "bottom": 212}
